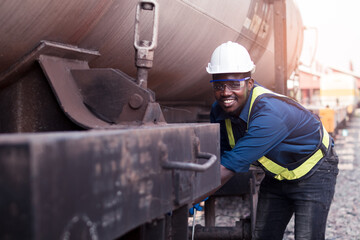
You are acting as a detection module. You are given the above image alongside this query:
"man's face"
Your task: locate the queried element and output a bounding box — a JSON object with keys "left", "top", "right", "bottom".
{"left": 213, "top": 73, "right": 254, "bottom": 116}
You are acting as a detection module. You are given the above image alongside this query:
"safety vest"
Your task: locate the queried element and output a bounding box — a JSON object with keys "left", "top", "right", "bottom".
{"left": 225, "top": 86, "right": 330, "bottom": 181}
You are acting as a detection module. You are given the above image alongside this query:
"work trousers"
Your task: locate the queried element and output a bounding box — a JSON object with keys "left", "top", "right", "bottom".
{"left": 253, "top": 146, "right": 339, "bottom": 240}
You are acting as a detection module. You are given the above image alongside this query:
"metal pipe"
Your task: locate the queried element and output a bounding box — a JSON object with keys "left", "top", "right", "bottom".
{"left": 273, "top": 0, "right": 288, "bottom": 95}
{"left": 189, "top": 222, "right": 251, "bottom": 240}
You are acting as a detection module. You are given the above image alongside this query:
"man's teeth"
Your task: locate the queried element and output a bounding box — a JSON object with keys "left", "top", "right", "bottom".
{"left": 224, "top": 99, "right": 234, "bottom": 104}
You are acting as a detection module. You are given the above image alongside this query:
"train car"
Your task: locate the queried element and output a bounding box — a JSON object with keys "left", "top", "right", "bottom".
{"left": 0, "top": 0, "right": 304, "bottom": 239}
{"left": 303, "top": 66, "right": 360, "bottom": 136}
{"left": 320, "top": 67, "right": 360, "bottom": 117}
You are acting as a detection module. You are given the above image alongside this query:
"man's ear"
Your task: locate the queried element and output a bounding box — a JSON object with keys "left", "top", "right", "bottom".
{"left": 247, "top": 78, "right": 254, "bottom": 89}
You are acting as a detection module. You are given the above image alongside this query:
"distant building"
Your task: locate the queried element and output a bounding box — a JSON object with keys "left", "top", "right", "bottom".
{"left": 289, "top": 64, "right": 360, "bottom": 108}
{"left": 294, "top": 65, "right": 321, "bottom": 106}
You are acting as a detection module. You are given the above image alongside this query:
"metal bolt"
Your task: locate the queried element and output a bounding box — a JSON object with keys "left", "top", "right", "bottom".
{"left": 129, "top": 94, "right": 144, "bottom": 109}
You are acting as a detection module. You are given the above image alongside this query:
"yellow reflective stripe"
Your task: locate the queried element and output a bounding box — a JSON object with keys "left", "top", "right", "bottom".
{"left": 248, "top": 87, "right": 274, "bottom": 124}
{"left": 225, "top": 118, "right": 235, "bottom": 148}
{"left": 224, "top": 86, "right": 331, "bottom": 180}
{"left": 258, "top": 126, "right": 330, "bottom": 180}
{"left": 259, "top": 150, "right": 323, "bottom": 180}
{"left": 322, "top": 125, "right": 330, "bottom": 149}
{"left": 249, "top": 87, "right": 273, "bottom": 110}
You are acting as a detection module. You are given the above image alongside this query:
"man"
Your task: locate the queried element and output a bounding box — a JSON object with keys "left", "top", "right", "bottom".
{"left": 206, "top": 41, "right": 339, "bottom": 240}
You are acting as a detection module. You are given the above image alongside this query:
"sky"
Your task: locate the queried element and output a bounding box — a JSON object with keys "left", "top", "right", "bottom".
{"left": 294, "top": 0, "right": 360, "bottom": 73}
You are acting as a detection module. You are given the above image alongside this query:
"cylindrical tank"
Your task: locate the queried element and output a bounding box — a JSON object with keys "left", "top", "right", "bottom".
{"left": 0, "top": 0, "right": 303, "bottom": 105}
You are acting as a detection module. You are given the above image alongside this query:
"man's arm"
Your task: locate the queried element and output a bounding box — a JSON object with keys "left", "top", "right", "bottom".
{"left": 193, "top": 165, "right": 235, "bottom": 203}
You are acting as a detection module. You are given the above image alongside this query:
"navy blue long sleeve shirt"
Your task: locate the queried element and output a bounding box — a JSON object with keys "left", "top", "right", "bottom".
{"left": 210, "top": 87, "right": 329, "bottom": 173}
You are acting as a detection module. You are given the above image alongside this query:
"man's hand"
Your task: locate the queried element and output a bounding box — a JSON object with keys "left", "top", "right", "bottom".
{"left": 189, "top": 197, "right": 209, "bottom": 215}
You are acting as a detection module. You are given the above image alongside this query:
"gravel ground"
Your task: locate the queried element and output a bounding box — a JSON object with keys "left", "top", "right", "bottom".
{"left": 190, "top": 109, "right": 360, "bottom": 239}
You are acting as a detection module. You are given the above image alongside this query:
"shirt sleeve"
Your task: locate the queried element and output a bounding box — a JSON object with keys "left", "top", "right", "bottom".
{"left": 221, "top": 98, "right": 293, "bottom": 172}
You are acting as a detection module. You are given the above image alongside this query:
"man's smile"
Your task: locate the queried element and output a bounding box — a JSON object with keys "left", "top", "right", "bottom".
{"left": 221, "top": 98, "right": 237, "bottom": 107}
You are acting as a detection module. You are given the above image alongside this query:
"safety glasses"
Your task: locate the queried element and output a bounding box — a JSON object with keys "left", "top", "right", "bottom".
{"left": 210, "top": 77, "right": 250, "bottom": 91}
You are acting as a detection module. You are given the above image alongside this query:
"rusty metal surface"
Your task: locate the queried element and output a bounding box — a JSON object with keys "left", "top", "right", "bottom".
{"left": 0, "top": 41, "right": 100, "bottom": 89}
{"left": 71, "top": 69, "right": 152, "bottom": 124}
{"left": 40, "top": 53, "right": 166, "bottom": 128}
{"left": 0, "top": 66, "right": 83, "bottom": 133}
{"left": 0, "top": 40, "right": 165, "bottom": 132}
{"left": 38, "top": 54, "right": 112, "bottom": 129}
{"left": 0, "top": 0, "right": 303, "bottom": 104}
{"left": 0, "top": 42, "right": 97, "bottom": 133}
{"left": 0, "top": 123, "right": 220, "bottom": 240}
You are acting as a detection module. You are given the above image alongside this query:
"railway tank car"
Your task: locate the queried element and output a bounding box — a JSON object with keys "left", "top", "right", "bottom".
{"left": 0, "top": 0, "right": 303, "bottom": 107}
{"left": 0, "top": 0, "right": 304, "bottom": 239}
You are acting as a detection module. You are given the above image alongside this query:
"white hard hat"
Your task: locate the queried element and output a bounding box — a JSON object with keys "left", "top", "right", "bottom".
{"left": 206, "top": 41, "right": 256, "bottom": 74}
